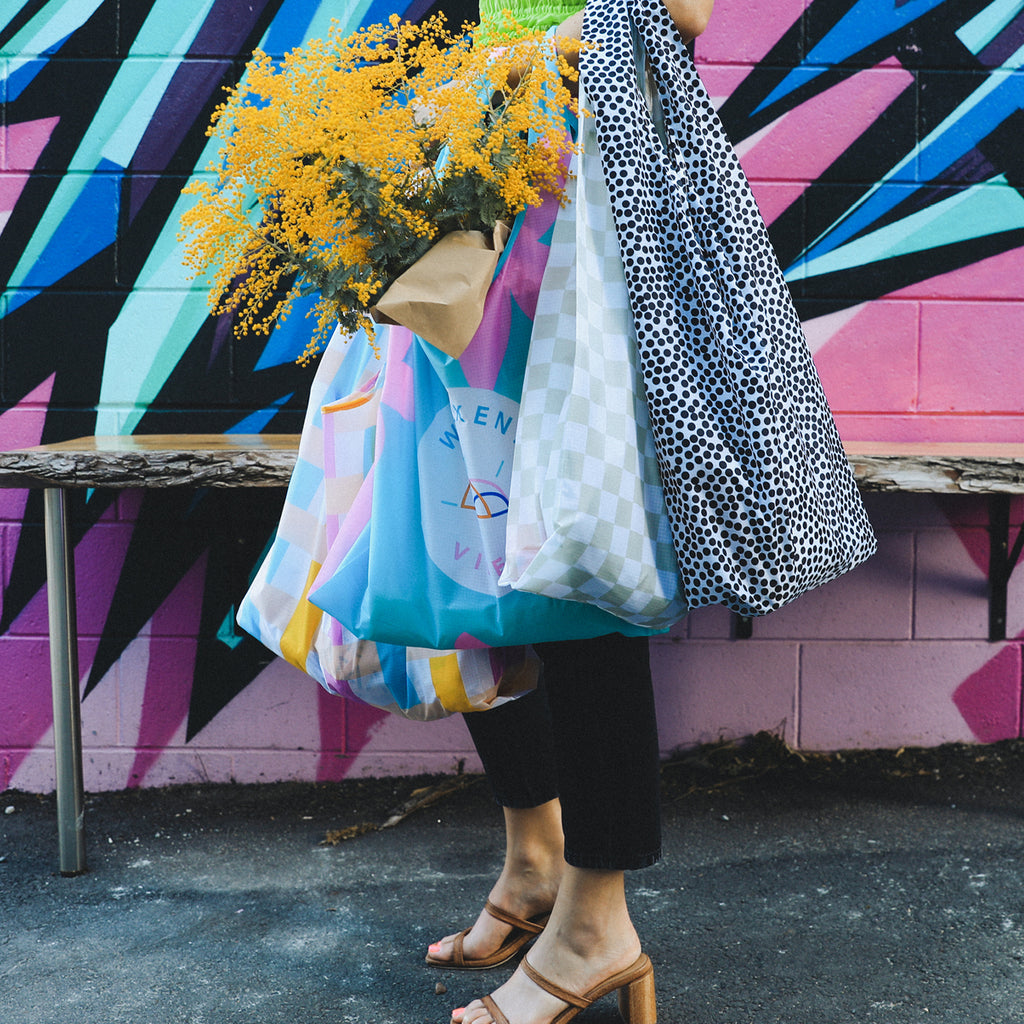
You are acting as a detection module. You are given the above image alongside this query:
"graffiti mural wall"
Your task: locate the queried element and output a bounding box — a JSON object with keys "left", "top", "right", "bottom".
{"left": 2, "top": 0, "right": 1022, "bottom": 792}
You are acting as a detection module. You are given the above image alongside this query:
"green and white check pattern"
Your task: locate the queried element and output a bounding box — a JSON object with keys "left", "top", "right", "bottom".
{"left": 501, "top": 92, "right": 686, "bottom": 629}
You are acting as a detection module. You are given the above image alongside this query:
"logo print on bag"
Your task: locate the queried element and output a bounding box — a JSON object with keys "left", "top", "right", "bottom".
{"left": 461, "top": 480, "right": 509, "bottom": 519}
{"left": 419, "top": 388, "right": 518, "bottom": 595}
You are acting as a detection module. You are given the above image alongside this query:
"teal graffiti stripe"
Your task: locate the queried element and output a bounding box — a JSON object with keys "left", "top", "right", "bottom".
{"left": 0, "top": 3, "right": 31, "bottom": 39}
{"left": 217, "top": 607, "right": 244, "bottom": 650}
{"left": 129, "top": 0, "right": 214, "bottom": 56}
{"left": 97, "top": 0, "right": 364, "bottom": 434}
{"left": 957, "top": 0, "right": 1024, "bottom": 55}
{"left": 228, "top": 395, "right": 296, "bottom": 435}
{"left": 0, "top": 0, "right": 105, "bottom": 60}
{"left": 794, "top": 41, "right": 1024, "bottom": 272}
{"left": 789, "top": 176, "right": 1024, "bottom": 281}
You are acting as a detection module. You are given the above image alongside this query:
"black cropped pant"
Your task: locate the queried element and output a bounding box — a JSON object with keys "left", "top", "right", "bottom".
{"left": 463, "top": 634, "right": 662, "bottom": 870}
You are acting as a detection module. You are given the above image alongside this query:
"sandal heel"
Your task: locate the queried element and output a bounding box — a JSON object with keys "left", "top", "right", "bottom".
{"left": 618, "top": 968, "right": 657, "bottom": 1024}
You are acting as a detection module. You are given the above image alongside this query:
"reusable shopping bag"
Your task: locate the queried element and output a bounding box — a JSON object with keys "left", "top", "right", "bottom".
{"left": 578, "top": 0, "right": 877, "bottom": 616}
{"left": 237, "top": 325, "right": 538, "bottom": 721}
{"left": 500, "top": 88, "right": 687, "bottom": 631}
{"left": 307, "top": 192, "right": 661, "bottom": 650}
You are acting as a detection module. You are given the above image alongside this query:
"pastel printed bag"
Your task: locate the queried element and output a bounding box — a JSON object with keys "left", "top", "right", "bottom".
{"left": 237, "top": 326, "right": 538, "bottom": 721}
{"left": 307, "top": 193, "right": 660, "bottom": 649}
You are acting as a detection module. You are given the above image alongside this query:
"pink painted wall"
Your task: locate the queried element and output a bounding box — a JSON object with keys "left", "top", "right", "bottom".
{"left": 3, "top": 0, "right": 1023, "bottom": 792}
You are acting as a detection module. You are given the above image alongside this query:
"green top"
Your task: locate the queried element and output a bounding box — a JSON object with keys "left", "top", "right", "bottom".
{"left": 477, "top": 0, "right": 585, "bottom": 36}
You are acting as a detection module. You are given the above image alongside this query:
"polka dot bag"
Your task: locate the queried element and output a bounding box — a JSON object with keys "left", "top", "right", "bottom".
{"left": 578, "top": 0, "right": 877, "bottom": 616}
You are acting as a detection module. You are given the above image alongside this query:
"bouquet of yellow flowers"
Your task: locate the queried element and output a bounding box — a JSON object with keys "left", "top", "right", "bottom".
{"left": 179, "top": 13, "right": 579, "bottom": 362}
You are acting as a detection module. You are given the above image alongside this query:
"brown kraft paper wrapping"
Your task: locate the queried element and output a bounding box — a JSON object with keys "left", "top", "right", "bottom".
{"left": 370, "top": 221, "right": 511, "bottom": 358}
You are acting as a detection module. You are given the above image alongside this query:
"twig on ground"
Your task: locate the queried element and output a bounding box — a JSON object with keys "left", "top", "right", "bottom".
{"left": 320, "top": 772, "right": 480, "bottom": 845}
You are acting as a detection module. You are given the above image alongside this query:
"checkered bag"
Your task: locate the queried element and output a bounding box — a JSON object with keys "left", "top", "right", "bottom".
{"left": 500, "top": 94, "right": 687, "bottom": 630}
{"left": 237, "top": 326, "right": 539, "bottom": 720}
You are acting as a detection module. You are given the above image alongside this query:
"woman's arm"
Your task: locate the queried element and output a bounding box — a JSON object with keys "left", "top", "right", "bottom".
{"left": 662, "top": 0, "right": 714, "bottom": 42}
{"left": 556, "top": 0, "right": 714, "bottom": 47}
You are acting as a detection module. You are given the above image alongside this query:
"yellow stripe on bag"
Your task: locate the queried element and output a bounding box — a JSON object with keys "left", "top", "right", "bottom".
{"left": 280, "top": 561, "right": 324, "bottom": 670}
{"left": 430, "top": 653, "right": 477, "bottom": 713}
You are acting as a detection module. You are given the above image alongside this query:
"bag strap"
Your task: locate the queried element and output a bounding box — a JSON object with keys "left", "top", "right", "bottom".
{"left": 629, "top": 17, "right": 669, "bottom": 151}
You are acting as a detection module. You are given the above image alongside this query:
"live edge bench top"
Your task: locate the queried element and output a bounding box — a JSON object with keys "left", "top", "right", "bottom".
{"left": 843, "top": 442, "right": 1024, "bottom": 494}
{"left": 1, "top": 435, "right": 1023, "bottom": 494}
{"left": 0, "top": 434, "right": 302, "bottom": 489}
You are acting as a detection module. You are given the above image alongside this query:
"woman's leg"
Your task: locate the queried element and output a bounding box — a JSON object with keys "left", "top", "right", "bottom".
{"left": 428, "top": 685, "right": 565, "bottom": 964}
{"left": 462, "top": 680, "right": 560, "bottom": 812}
{"left": 454, "top": 635, "right": 662, "bottom": 1023}
{"left": 536, "top": 634, "right": 662, "bottom": 870}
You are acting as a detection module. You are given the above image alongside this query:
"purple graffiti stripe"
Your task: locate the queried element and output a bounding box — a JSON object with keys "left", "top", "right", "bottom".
{"left": 979, "top": 10, "right": 1024, "bottom": 69}
{"left": 127, "top": 61, "right": 236, "bottom": 220}
{"left": 127, "top": 0, "right": 276, "bottom": 220}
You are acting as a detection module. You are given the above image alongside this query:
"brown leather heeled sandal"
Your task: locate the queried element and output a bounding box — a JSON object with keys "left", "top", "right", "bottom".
{"left": 453, "top": 952, "right": 657, "bottom": 1024}
{"left": 425, "top": 900, "right": 550, "bottom": 970}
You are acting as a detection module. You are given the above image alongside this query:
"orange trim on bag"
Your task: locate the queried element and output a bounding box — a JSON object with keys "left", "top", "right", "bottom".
{"left": 322, "top": 373, "right": 380, "bottom": 414}
{"left": 280, "top": 560, "right": 324, "bottom": 670}
{"left": 321, "top": 393, "right": 375, "bottom": 413}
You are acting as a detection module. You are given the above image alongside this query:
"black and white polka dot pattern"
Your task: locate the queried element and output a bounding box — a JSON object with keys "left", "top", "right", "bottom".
{"left": 580, "top": 0, "right": 876, "bottom": 615}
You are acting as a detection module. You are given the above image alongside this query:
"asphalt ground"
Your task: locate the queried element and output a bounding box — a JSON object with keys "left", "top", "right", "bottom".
{"left": 3, "top": 734, "right": 1024, "bottom": 1024}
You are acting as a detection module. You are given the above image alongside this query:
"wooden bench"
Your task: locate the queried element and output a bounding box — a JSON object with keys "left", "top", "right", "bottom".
{"left": 844, "top": 441, "right": 1024, "bottom": 644}
{"left": 0, "top": 435, "right": 299, "bottom": 876}
{"left": 1, "top": 435, "right": 1022, "bottom": 875}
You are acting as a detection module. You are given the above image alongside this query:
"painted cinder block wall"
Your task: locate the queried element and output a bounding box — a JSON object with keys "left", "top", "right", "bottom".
{"left": 2, "top": 0, "right": 1022, "bottom": 792}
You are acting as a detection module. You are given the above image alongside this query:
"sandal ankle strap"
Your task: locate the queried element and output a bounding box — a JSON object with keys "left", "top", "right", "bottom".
{"left": 484, "top": 900, "right": 547, "bottom": 935}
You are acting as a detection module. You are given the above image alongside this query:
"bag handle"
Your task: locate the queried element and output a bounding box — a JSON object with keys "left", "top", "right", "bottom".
{"left": 629, "top": 17, "right": 669, "bottom": 151}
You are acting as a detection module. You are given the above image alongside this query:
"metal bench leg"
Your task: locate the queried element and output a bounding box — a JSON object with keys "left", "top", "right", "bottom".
{"left": 43, "top": 487, "right": 87, "bottom": 875}
{"left": 988, "top": 494, "right": 1024, "bottom": 643}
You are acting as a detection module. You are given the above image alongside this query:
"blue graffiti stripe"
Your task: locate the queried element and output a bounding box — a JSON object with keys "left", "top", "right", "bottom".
{"left": 260, "top": 0, "right": 374, "bottom": 55}
{"left": 754, "top": 0, "right": 950, "bottom": 114}
{"left": 919, "top": 63, "right": 1024, "bottom": 181}
{"left": 228, "top": 395, "right": 296, "bottom": 434}
{"left": 11, "top": 160, "right": 121, "bottom": 295}
{"left": 255, "top": 294, "right": 321, "bottom": 370}
{"left": 794, "top": 44, "right": 1024, "bottom": 270}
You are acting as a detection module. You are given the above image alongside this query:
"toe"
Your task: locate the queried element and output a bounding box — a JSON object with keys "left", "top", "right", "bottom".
{"left": 452, "top": 999, "right": 493, "bottom": 1024}
{"left": 428, "top": 932, "right": 460, "bottom": 961}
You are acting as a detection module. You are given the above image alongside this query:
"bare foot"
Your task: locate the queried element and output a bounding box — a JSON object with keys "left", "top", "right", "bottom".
{"left": 427, "top": 861, "right": 562, "bottom": 964}
{"left": 428, "top": 801, "right": 565, "bottom": 966}
{"left": 451, "top": 928, "right": 643, "bottom": 1024}
{"left": 451, "top": 864, "right": 644, "bottom": 1024}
